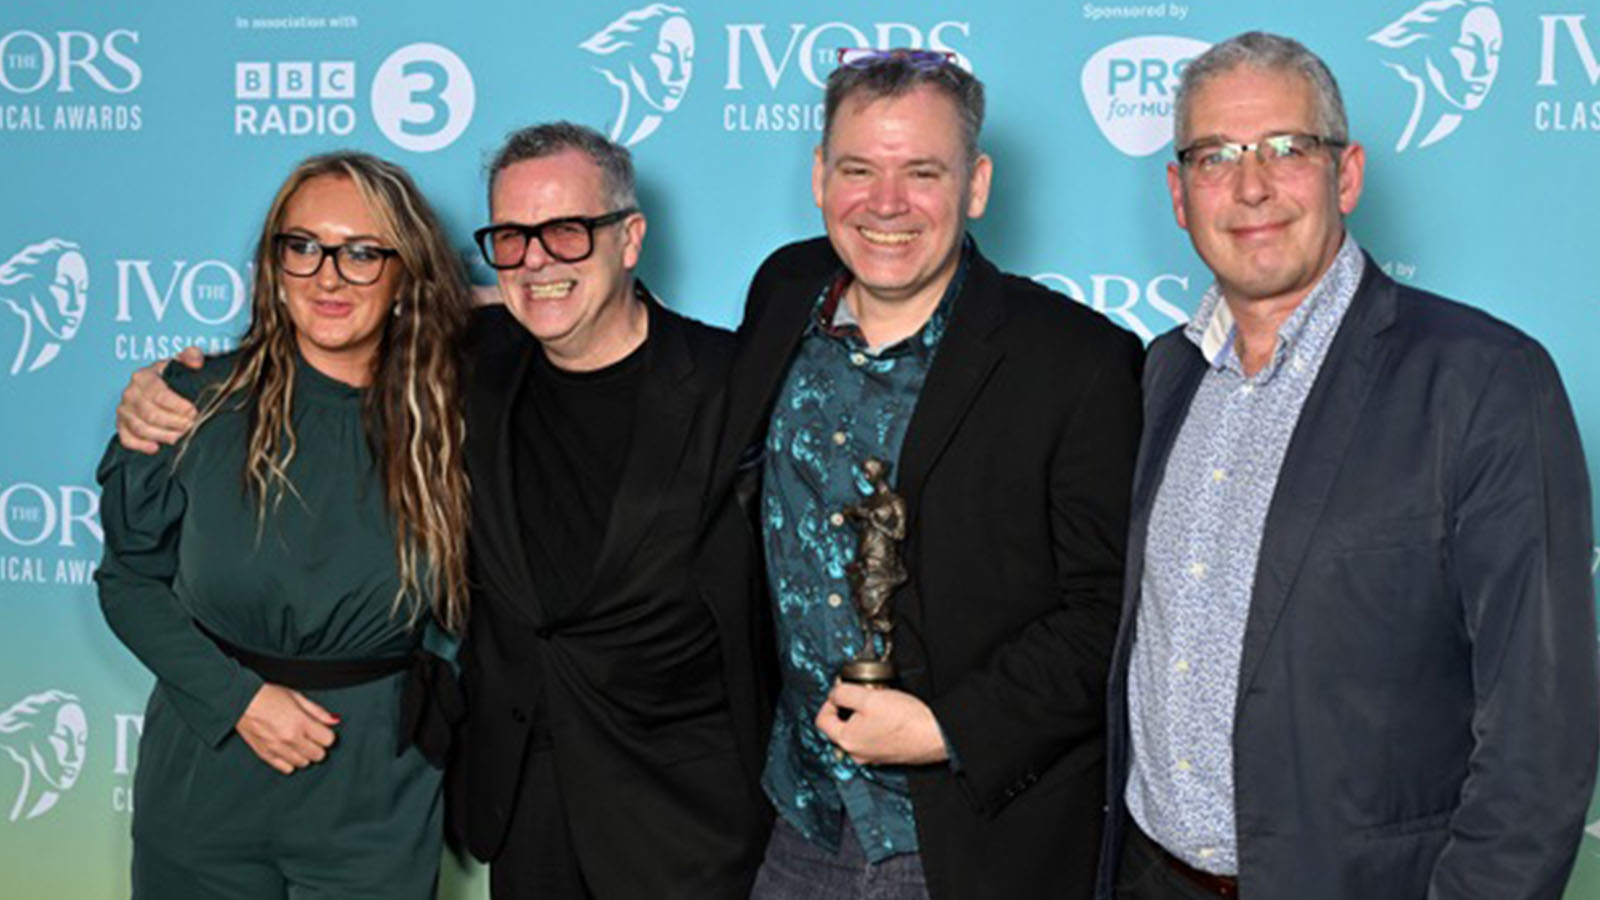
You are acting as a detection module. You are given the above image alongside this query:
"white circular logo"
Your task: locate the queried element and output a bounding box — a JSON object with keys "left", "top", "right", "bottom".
{"left": 370, "top": 43, "right": 475, "bottom": 153}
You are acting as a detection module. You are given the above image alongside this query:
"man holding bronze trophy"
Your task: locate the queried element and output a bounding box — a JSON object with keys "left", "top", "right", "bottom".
{"left": 716, "top": 49, "right": 1144, "bottom": 899}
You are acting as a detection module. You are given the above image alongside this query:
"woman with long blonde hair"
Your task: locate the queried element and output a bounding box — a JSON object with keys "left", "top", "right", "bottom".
{"left": 97, "top": 151, "right": 471, "bottom": 898}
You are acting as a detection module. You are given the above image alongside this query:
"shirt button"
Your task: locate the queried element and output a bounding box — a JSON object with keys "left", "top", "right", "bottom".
{"left": 827, "top": 593, "right": 844, "bottom": 608}
{"left": 1175, "top": 659, "right": 1191, "bottom": 673}
{"left": 832, "top": 431, "right": 847, "bottom": 446}
{"left": 1176, "top": 759, "right": 1193, "bottom": 772}
{"left": 850, "top": 351, "right": 867, "bottom": 367}
{"left": 1241, "top": 384, "right": 1255, "bottom": 395}
{"left": 1188, "top": 562, "right": 1207, "bottom": 578}
{"left": 833, "top": 747, "right": 846, "bottom": 761}
{"left": 1211, "top": 468, "right": 1227, "bottom": 482}
{"left": 830, "top": 512, "right": 845, "bottom": 527}
{"left": 1199, "top": 848, "right": 1216, "bottom": 860}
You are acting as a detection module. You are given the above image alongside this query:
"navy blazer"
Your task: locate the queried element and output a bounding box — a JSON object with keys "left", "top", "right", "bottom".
{"left": 1099, "top": 257, "right": 1599, "bottom": 900}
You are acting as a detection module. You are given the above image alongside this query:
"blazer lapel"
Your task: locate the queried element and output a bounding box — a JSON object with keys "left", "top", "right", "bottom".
{"left": 1235, "top": 262, "right": 1399, "bottom": 698}
{"left": 895, "top": 248, "right": 1005, "bottom": 517}
{"left": 717, "top": 269, "right": 818, "bottom": 499}
{"left": 1123, "top": 346, "right": 1207, "bottom": 622}
{"left": 484, "top": 333, "right": 548, "bottom": 628}
{"left": 585, "top": 297, "right": 697, "bottom": 601}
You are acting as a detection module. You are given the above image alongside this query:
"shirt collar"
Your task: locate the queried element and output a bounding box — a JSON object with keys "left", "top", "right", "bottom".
{"left": 810, "top": 235, "right": 971, "bottom": 354}
{"left": 1184, "top": 232, "right": 1365, "bottom": 379}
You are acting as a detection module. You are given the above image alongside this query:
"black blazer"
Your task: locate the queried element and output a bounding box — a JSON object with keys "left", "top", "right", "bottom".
{"left": 451, "top": 298, "right": 774, "bottom": 899}
{"left": 717, "top": 238, "right": 1144, "bottom": 899}
{"left": 1098, "top": 259, "right": 1599, "bottom": 900}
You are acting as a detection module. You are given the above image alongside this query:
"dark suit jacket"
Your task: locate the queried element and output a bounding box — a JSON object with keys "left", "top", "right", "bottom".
{"left": 718, "top": 237, "right": 1144, "bottom": 899}
{"left": 451, "top": 298, "right": 774, "bottom": 899}
{"left": 1098, "top": 259, "right": 1599, "bottom": 900}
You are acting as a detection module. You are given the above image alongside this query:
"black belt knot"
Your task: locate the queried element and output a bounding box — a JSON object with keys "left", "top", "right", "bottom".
{"left": 198, "top": 620, "right": 463, "bottom": 769}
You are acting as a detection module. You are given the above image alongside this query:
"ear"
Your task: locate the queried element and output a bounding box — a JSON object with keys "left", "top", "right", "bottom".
{"left": 812, "top": 145, "right": 827, "bottom": 209}
{"left": 965, "top": 153, "right": 993, "bottom": 220}
{"left": 622, "top": 212, "right": 647, "bottom": 271}
{"left": 1166, "top": 161, "right": 1189, "bottom": 231}
{"left": 1336, "top": 141, "right": 1365, "bottom": 216}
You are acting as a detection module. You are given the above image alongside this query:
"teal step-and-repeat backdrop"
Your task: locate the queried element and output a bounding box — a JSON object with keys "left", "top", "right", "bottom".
{"left": 3, "top": 1, "right": 1596, "bottom": 896}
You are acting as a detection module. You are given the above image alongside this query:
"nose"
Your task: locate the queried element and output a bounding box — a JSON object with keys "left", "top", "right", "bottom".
{"left": 519, "top": 234, "right": 553, "bottom": 272}
{"left": 313, "top": 250, "right": 344, "bottom": 290}
{"left": 866, "top": 173, "right": 911, "bottom": 218}
{"left": 1231, "top": 153, "right": 1272, "bottom": 206}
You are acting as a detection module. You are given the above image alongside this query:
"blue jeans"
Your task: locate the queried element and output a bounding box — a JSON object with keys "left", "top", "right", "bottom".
{"left": 750, "top": 816, "right": 931, "bottom": 900}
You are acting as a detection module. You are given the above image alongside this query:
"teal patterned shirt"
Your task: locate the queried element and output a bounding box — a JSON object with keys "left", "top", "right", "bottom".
{"left": 759, "top": 244, "right": 968, "bottom": 862}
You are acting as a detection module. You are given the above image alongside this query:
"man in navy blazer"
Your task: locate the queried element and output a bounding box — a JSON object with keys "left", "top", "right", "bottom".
{"left": 1099, "top": 32, "right": 1598, "bottom": 900}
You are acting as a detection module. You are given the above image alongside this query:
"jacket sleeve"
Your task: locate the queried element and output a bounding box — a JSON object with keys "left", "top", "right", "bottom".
{"left": 1427, "top": 340, "right": 1599, "bottom": 900}
{"left": 927, "top": 326, "right": 1143, "bottom": 812}
{"left": 95, "top": 432, "right": 263, "bottom": 747}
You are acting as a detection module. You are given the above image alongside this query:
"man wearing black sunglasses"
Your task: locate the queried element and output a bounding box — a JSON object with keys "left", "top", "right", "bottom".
{"left": 448, "top": 122, "right": 773, "bottom": 899}
{"left": 715, "top": 49, "right": 1143, "bottom": 900}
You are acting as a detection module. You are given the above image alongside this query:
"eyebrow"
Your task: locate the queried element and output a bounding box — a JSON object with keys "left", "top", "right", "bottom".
{"left": 831, "top": 154, "right": 952, "bottom": 171}
{"left": 282, "top": 226, "right": 388, "bottom": 242}
{"left": 1184, "top": 129, "right": 1310, "bottom": 146}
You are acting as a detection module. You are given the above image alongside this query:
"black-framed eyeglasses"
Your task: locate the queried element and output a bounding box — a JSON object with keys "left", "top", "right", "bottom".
{"left": 272, "top": 233, "right": 400, "bottom": 286}
{"left": 836, "top": 47, "right": 957, "bottom": 71}
{"left": 472, "top": 208, "right": 638, "bottom": 270}
{"left": 1175, "top": 133, "right": 1346, "bottom": 186}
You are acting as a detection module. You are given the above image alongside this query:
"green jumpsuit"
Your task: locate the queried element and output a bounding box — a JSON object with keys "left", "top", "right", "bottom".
{"left": 96, "top": 353, "right": 442, "bottom": 900}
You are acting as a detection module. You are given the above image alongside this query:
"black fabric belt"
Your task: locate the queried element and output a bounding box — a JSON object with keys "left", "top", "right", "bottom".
{"left": 197, "top": 620, "right": 464, "bottom": 769}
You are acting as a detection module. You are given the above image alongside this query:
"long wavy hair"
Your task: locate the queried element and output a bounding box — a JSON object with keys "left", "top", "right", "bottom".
{"left": 184, "top": 152, "right": 471, "bottom": 632}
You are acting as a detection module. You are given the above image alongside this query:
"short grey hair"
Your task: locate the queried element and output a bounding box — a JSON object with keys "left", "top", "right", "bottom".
{"left": 822, "top": 54, "right": 986, "bottom": 172}
{"left": 486, "top": 121, "right": 638, "bottom": 211}
{"left": 1174, "top": 32, "right": 1349, "bottom": 147}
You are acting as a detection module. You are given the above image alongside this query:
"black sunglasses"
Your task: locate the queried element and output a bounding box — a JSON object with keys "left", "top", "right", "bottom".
{"left": 472, "top": 208, "right": 637, "bottom": 269}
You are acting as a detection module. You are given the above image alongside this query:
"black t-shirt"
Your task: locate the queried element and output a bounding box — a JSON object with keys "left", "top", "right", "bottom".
{"left": 514, "top": 338, "right": 648, "bottom": 617}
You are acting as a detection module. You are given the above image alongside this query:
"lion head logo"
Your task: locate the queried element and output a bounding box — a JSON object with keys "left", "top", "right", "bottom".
{"left": 0, "top": 239, "right": 89, "bottom": 375}
{"left": 1, "top": 690, "right": 88, "bottom": 822}
{"left": 1369, "top": 0, "right": 1502, "bottom": 152}
{"left": 580, "top": 4, "right": 695, "bottom": 146}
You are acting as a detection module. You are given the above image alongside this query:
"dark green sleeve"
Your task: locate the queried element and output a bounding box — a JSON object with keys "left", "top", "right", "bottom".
{"left": 95, "top": 420, "right": 263, "bottom": 747}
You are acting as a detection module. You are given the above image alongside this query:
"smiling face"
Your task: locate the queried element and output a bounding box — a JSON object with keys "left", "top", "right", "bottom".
{"left": 814, "top": 84, "right": 991, "bottom": 315}
{"left": 1430, "top": 5, "right": 1501, "bottom": 110}
{"left": 1168, "top": 66, "right": 1363, "bottom": 311}
{"left": 632, "top": 15, "right": 693, "bottom": 111}
{"left": 490, "top": 150, "right": 644, "bottom": 367}
{"left": 277, "top": 175, "right": 400, "bottom": 385}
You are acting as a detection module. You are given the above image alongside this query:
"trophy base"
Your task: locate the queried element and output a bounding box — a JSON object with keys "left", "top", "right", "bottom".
{"left": 840, "top": 659, "right": 897, "bottom": 686}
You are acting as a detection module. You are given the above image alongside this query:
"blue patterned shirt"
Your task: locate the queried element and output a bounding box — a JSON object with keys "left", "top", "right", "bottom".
{"left": 760, "top": 246, "right": 968, "bottom": 862}
{"left": 1125, "top": 236, "right": 1364, "bottom": 874}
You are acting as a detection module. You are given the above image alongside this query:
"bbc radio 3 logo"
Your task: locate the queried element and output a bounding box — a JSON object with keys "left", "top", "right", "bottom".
{"left": 1080, "top": 35, "right": 1210, "bottom": 157}
{"left": 234, "top": 43, "right": 475, "bottom": 152}
{"left": 1, "top": 690, "right": 87, "bottom": 822}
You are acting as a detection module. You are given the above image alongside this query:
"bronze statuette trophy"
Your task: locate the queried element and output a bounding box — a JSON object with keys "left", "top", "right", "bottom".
{"left": 839, "top": 457, "right": 908, "bottom": 686}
